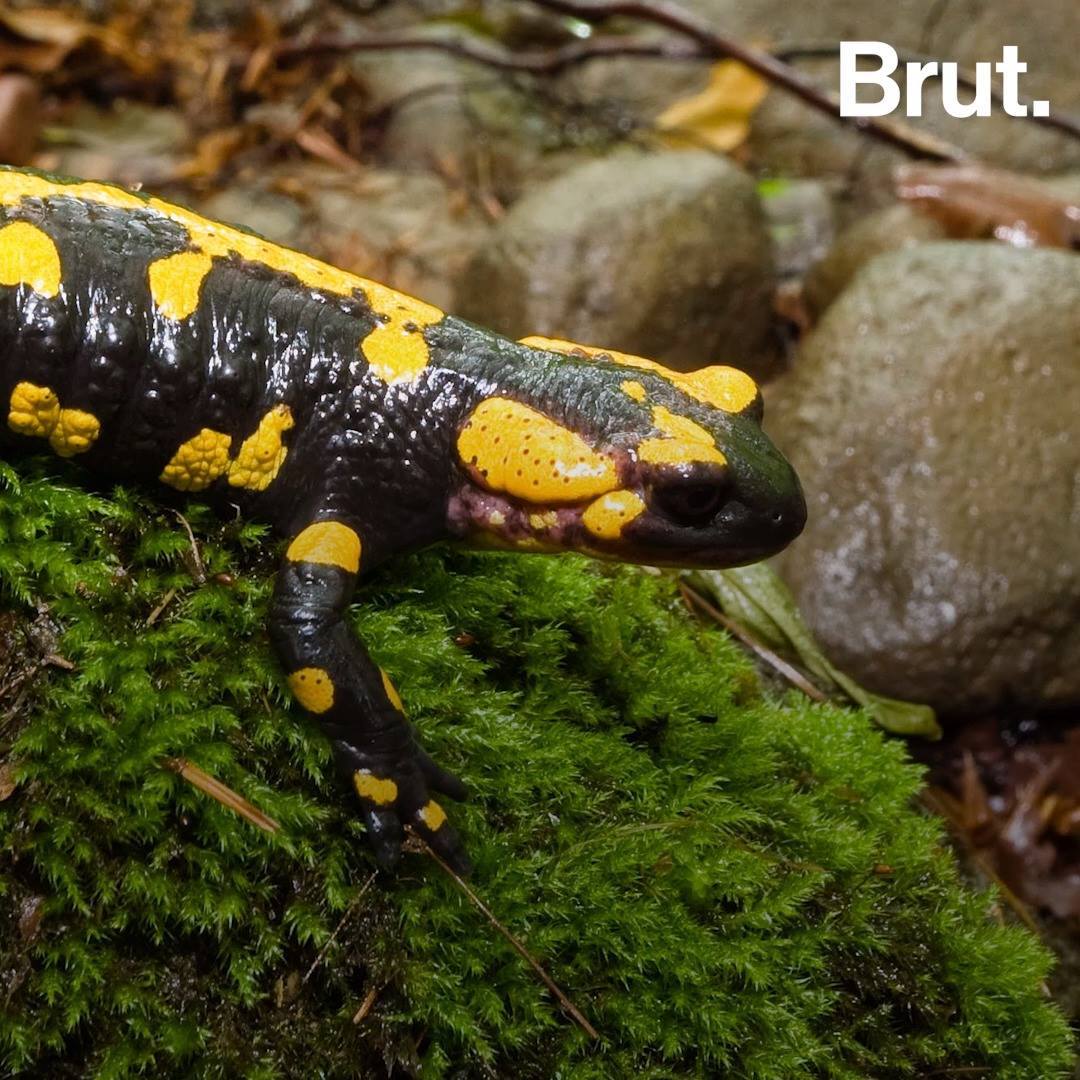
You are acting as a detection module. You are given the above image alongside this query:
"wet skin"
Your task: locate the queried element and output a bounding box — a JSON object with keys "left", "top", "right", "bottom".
{"left": 0, "top": 166, "right": 806, "bottom": 874}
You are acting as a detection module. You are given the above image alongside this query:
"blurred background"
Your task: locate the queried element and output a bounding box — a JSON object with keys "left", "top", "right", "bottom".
{"left": 0, "top": 0, "right": 1078, "bottom": 1047}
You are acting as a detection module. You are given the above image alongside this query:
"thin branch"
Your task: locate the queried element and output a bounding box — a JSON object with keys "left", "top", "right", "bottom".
{"left": 274, "top": 30, "right": 700, "bottom": 74}
{"left": 679, "top": 582, "right": 828, "bottom": 702}
{"left": 164, "top": 757, "right": 281, "bottom": 834}
{"left": 413, "top": 831, "right": 600, "bottom": 1041}
{"left": 527, "top": 0, "right": 964, "bottom": 160}
{"left": 774, "top": 43, "right": 1080, "bottom": 142}
{"left": 169, "top": 509, "right": 206, "bottom": 584}
{"left": 302, "top": 871, "right": 378, "bottom": 985}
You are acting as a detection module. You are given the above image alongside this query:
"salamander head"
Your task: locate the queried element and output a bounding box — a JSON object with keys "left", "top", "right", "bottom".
{"left": 446, "top": 337, "right": 805, "bottom": 568}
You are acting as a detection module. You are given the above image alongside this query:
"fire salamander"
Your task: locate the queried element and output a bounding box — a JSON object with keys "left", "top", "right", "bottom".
{"left": 0, "top": 166, "right": 806, "bottom": 874}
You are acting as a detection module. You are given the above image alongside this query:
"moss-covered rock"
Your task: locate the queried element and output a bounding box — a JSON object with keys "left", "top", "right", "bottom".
{"left": 0, "top": 458, "right": 1073, "bottom": 1078}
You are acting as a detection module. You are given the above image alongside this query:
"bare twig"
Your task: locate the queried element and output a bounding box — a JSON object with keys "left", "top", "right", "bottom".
{"left": 164, "top": 757, "right": 281, "bottom": 834}
{"left": 301, "top": 872, "right": 378, "bottom": 985}
{"left": 274, "top": 30, "right": 700, "bottom": 74}
{"left": 774, "top": 43, "right": 1080, "bottom": 143}
{"left": 145, "top": 587, "right": 178, "bottom": 628}
{"left": 527, "top": 0, "right": 965, "bottom": 160}
{"left": 169, "top": 509, "right": 206, "bottom": 584}
{"left": 678, "top": 581, "right": 828, "bottom": 702}
{"left": 352, "top": 984, "right": 381, "bottom": 1024}
{"left": 414, "top": 831, "right": 600, "bottom": 1040}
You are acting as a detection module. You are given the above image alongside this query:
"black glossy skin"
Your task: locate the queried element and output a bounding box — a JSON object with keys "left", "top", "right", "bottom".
{"left": 0, "top": 168, "right": 806, "bottom": 874}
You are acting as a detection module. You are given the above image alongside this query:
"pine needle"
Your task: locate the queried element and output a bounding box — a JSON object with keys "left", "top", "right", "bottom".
{"left": 164, "top": 757, "right": 280, "bottom": 834}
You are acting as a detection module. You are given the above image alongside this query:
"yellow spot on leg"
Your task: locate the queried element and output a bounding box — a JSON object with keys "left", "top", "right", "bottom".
{"left": 639, "top": 406, "right": 727, "bottom": 468}
{"left": 418, "top": 800, "right": 447, "bottom": 831}
{"left": 582, "top": 490, "right": 646, "bottom": 540}
{"left": 8, "top": 381, "right": 59, "bottom": 437}
{"left": 286, "top": 521, "right": 362, "bottom": 573}
{"left": 147, "top": 250, "right": 215, "bottom": 321}
{"left": 380, "top": 669, "right": 404, "bottom": 712}
{"left": 287, "top": 667, "right": 335, "bottom": 714}
{"left": 227, "top": 404, "right": 294, "bottom": 491}
{"left": 49, "top": 408, "right": 100, "bottom": 457}
{"left": 354, "top": 771, "right": 399, "bottom": 806}
{"left": 457, "top": 397, "right": 617, "bottom": 503}
{"left": 160, "top": 429, "right": 233, "bottom": 491}
{"left": 0, "top": 221, "right": 61, "bottom": 297}
{"left": 361, "top": 285, "right": 443, "bottom": 385}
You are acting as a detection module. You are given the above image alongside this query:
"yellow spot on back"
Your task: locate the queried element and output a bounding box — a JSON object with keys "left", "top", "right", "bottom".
{"left": 160, "top": 428, "right": 232, "bottom": 491}
{"left": 286, "top": 521, "right": 362, "bottom": 574}
{"left": 147, "top": 250, "right": 214, "bottom": 321}
{"left": 418, "top": 800, "right": 447, "bottom": 831}
{"left": 8, "top": 381, "right": 59, "bottom": 437}
{"left": 0, "top": 221, "right": 61, "bottom": 297}
{"left": 380, "top": 669, "right": 404, "bottom": 712}
{"left": 361, "top": 284, "right": 442, "bottom": 384}
{"left": 639, "top": 406, "right": 727, "bottom": 468}
{"left": 7, "top": 382, "right": 99, "bottom": 456}
{"left": 621, "top": 380, "right": 647, "bottom": 403}
{"left": 355, "top": 771, "right": 398, "bottom": 806}
{"left": 457, "top": 397, "right": 617, "bottom": 504}
{"left": 227, "top": 404, "right": 294, "bottom": 491}
{"left": 582, "top": 490, "right": 646, "bottom": 540}
{"left": 0, "top": 171, "right": 445, "bottom": 384}
{"left": 50, "top": 408, "right": 100, "bottom": 457}
{"left": 521, "top": 335, "right": 759, "bottom": 414}
{"left": 288, "top": 667, "right": 335, "bottom": 714}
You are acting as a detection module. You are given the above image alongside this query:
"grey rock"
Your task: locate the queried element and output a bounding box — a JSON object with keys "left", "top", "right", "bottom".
{"left": 770, "top": 242, "right": 1080, "bottom": 714}
{"left": 804, "top": 204, "right": 947, "bottom": 317}
{"left": 456, "top": 150, "right": 781, "bottom": 377}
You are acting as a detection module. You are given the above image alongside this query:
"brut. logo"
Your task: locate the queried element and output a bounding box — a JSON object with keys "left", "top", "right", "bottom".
{"left": 839, "top": 42, "right": 1051, "bottom": 119}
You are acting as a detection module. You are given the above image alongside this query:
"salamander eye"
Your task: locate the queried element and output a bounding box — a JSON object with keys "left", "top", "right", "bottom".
{"left": 649, "top": 482, "right": 726, "bottom": 527}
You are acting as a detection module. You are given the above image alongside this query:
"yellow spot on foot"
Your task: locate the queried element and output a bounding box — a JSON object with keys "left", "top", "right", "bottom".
{"left": 0, "top": 221, "right": 61, "bottom": 297}
{"left": 418, "top": 800, "right": 447, "bottom": 831}
{"left": 160, "top": 428, "right": 232, "bottom": 491}
{"left": 227, "top": 404, "right": 294, "bottom": 491}
{"left": 49, "top": 408, "right": 100, "bottom": 457}
{"left": 354, "top": 771, "right": 398, "bottom": 806}
{"left": 147, "top": 250, "right": 215, "bottom": 321}
{"left": 286, "top": 521, "right": 362, "bottom": 574}
{"left": 621, "top": 380, "right": 647, "bottom": 403}
{"left": 582, "top": 490, "right": 647, "bottom": 540}
{"left": 287, "top": 667, "right": 335, "bottom": 714}
{"left": 380, "top": 669, "right": 404, "bottom": 712}
{"left": 8, "top": 381, "right": 59, "bottom": 437}
{"left": 639, "top": 406, "right": 727, "bottom": 468}
{"left": 457, "top": 397, "right": 617, "bottom": 504}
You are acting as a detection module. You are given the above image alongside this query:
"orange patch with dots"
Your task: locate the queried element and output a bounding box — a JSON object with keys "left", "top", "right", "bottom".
{"left": 457, "top": 397, "right": 617, "bottom": 503}
{"left": 582, "top": 490, "right": 646, "bottom": 540}
{"left": 521, "top": 335, "right": 760, "bottom": 414}
{"left": 287, "top": 667, "right": 335, "bottom": 714}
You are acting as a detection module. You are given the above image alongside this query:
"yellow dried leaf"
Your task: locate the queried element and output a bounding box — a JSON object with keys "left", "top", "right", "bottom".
{"left": 656, "top": 59, "right": 769, "bottom": 153}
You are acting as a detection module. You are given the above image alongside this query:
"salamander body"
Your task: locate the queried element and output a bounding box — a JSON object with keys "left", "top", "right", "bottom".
{"left": 0, "top": 166, "right": 805, "bottom": 872}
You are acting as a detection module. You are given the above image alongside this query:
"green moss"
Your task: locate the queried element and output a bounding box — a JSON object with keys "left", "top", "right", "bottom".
{"left": 0, "top": 457, "right": 1073, "bottom": 1078}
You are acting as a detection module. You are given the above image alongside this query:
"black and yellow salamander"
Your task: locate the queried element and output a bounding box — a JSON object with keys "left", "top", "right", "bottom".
{"left": 0, "top": 166, "right": 806, "bottom": 874}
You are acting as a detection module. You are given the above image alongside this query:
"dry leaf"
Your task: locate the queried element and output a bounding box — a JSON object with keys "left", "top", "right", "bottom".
{"left": 896, "top": 163, "right": 1080, "bottom": 250}
{"left": 656, "top": 59, "right": 769, "bottom": 153}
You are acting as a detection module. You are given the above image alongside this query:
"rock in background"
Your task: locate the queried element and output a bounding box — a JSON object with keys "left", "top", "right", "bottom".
{"left": 770, "top": 242, "right": 1080, "bottom": 715}
{"left": 456, "top": 150, "right": 781, "bottom": 377}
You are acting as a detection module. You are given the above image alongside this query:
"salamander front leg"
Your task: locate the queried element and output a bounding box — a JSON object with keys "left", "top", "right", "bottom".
{"left": 270, "top": 520, "right": 470, "bottom": 874}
